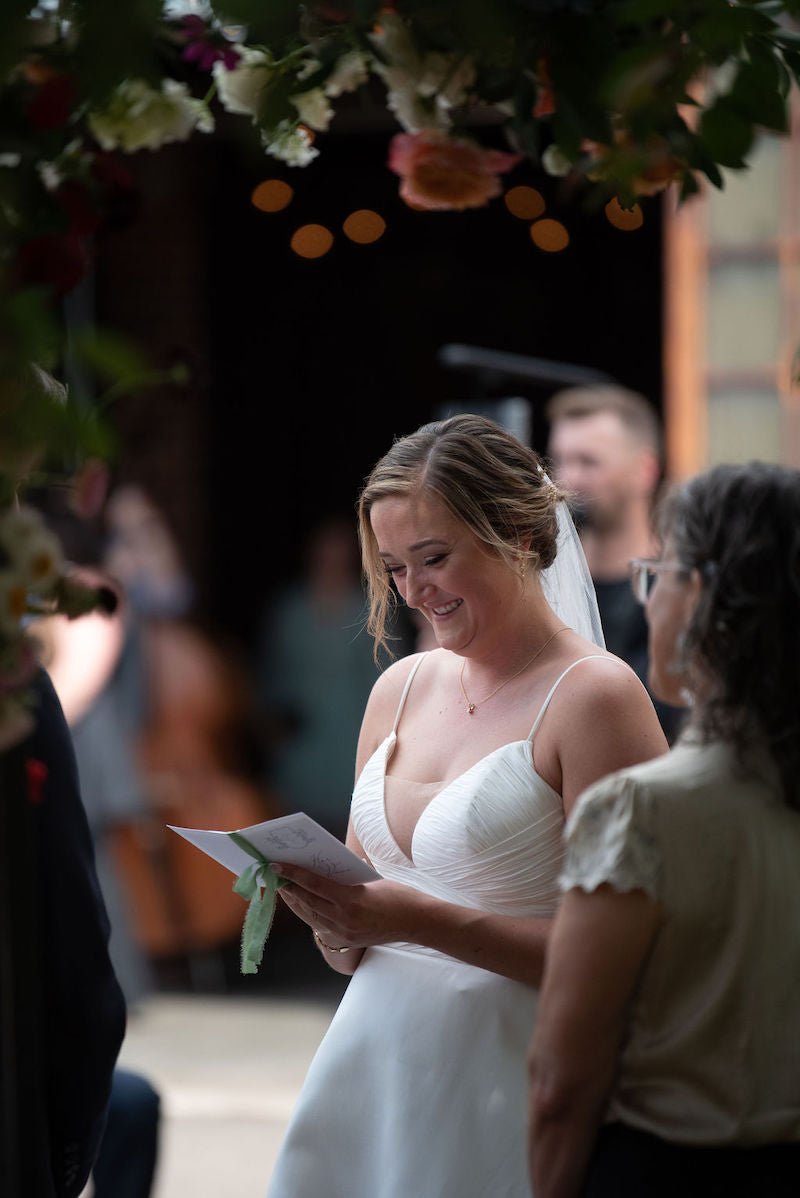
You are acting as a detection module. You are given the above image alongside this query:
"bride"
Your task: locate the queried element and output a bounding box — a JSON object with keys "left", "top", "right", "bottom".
{"left": 266, "top": 414, "right": 666, "bottom": 1197}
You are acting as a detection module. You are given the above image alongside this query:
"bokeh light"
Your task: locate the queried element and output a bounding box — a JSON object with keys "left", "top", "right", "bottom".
{"left": 504, "top": 186, "right": 546, "bottom": 220}
{"left": 530, "top": 218, "right": 570, "bottom": 252}
{"left": 290, "top": 224, "right": 334, "bottom": 259}
{"left": 605, "top": 197, "right": 644, "bottom": 230}
{"left": 251, "top": 179, "right": 294, "bottom": 213}
{"left": 343, "top": 209, "right": 387, "bottom": 244}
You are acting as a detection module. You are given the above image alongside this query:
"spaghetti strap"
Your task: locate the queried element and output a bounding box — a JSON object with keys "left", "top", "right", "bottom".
{"left": 527, "top": 655, "right": 613, "bottom": 742}
{"left": 391, "top": 654, "right": 427, "bottom": 735}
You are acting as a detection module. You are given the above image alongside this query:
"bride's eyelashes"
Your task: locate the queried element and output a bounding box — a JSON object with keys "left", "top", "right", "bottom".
{"left": 383, "top": 554, "right": 448, "bottom": 577}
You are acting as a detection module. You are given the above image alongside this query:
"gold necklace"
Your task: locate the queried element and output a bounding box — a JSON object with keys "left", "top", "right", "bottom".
{"left": 459, "top": 627, "right": 569, "bottom": 715}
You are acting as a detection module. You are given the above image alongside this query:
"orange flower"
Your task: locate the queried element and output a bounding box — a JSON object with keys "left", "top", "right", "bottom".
{"left": 581, "top": 131, "right": 685, "bottom": 197}
{"left": 388, "top": 130, "right": 521, "bottom": 211}
{"left": 533, "top": 58, "right": 556, "bottom": 119}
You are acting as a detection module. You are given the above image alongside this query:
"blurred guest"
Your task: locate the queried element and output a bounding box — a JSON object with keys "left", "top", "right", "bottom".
{"left": 528, "top": 462, "right": 800, "bottom": 1197}
{"left": 101, "top": 484, "right": 276, "bottom": 977}
{"left": 256, "top": 515, "right": 381, "bottom": 841}
{"left": 35, "top": 483, "right": 273, "bottom": 980}
{"left": 546, "top": 385, "right": 683, "bottom": 741}
{"left": 30, "top": 498, "right": 155, "bottom": 1003}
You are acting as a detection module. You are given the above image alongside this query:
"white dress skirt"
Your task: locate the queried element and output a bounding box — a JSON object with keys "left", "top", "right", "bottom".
{"left": 266, "top": 656, "right": 603, "bottom": 1198}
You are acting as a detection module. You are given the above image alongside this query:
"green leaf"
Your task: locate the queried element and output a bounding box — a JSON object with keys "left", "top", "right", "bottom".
{"left": 780, "top": 45, "right": 800, "bottom": 83}
{"left": 679, "top": 171, "right": 702, "bottom": 201}
{"left": 692, "top": 6, "right": 777, "bottom": 59}
{"left": 613, "top": 0, "right": 681, "bottom": 24}
{"left": 69, "top": 328, "right": 148, "bottom": 385}
{"left": 71, "top": 0, "right": 166, "bottom": 103}
{"left": 257, "top": 72, "right": 299, "bottom": 130}
{"left": 698, "top": 97, "right": 755, "bottom": 167}
{"left": 727, "top": 52, "right": 789, "bottom": 130}
{"left": 208, "top": 0, "right": 303, "bottom": 52}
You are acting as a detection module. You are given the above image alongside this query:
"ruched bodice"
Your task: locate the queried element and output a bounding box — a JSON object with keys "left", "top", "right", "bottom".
{"left": 352, "top": 731, "right": 567, "bottom": 916}
{"left": 351, "top": 652, "right": 603, "bottom": 920}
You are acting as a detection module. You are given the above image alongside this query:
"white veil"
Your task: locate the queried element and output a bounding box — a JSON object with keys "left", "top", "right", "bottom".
{"left": 539, "top": 496, "right": 605, "bottom": 649}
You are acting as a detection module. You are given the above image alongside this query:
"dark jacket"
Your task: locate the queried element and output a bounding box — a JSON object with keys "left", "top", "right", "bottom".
{"left": 2, "top": 671, "right": 127, "bottom": 1196}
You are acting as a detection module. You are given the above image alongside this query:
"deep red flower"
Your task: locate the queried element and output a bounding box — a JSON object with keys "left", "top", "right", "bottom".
{"left": 179, "top": 15, "right": 241, "bottom": 71}
{"left": 15, "top": 233, "right": 92, "bottom": 298}
{"left": 26, "top": 759, "right": 48, "bottom": 805}
{"left": 55, "top": 181, "right": 101, "bottom": 237}
{"left": 27, "top": 70, "right": 77, "bottom": 130}
{"left": 89, "top": 151, "right": 133, "bottom": 192}
{"left": 88, "top": 152, "right": 139, "bottom": 230}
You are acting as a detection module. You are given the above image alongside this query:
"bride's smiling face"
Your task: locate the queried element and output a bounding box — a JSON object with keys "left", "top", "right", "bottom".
{"left": 370, "top": 490, "right": 521, "bottom": 655}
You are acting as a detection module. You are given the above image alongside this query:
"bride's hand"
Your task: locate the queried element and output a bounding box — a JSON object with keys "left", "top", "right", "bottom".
{"left": 274, "top": 862, "right": 424, "bottom": 949}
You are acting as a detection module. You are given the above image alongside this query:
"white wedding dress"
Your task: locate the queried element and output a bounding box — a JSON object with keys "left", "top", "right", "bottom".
{"left": 266, "top": 653, "right": 604, "bottom": 1198}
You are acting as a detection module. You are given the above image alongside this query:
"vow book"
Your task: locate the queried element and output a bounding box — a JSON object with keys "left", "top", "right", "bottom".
{"left": 168, "top": 811, "right": 380, "bottom": 883}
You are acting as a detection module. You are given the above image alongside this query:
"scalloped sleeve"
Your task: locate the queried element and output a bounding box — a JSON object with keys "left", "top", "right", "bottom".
{"left": 560, "top": 773, "right": 663, "bottom": 900}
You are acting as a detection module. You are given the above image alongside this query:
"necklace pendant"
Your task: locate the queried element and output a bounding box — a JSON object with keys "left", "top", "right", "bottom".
{"left": 467, "top": 703, "right": 476, "bottom": 715}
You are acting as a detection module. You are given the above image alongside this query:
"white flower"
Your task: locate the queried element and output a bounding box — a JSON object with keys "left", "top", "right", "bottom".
{"left": 261, "top": 120, "right": 318, "bottom": 167}
{"left": 0, "top": 507, "right": 63, "bottom": 593}
{"left": 88, "top": 78, "right": 213, "bottom": 153}
{"left": 370, "top": 12, "right": 475, "bottom": 133}
{"left": 212, "top": 46, "right": 272, "bottom": 119}
{"left": 0, "top": 507, "right": 48, "bottom": 558}
{"left": 290, "top": 87, "right": 333, "bottom": 132}
{"left": 325, "top": 50, "right": 369, "bottom": 98}
{"left": 378, "top": 67, "right": 442, "bottom": 133}
{"left": 541, "top": 144, "right": 573, "bottom": 177}
{"left": 38, "top": 160, "right": 62, "bottom": 191}
{"left": 418, "top": 52, "right": 475, "bottom": 110}
{"left": 369, "top": 12, "right": 419, "bottom": 74}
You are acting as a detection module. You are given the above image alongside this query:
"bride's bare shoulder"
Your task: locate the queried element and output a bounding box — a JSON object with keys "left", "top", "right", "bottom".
{"left": 357, "top": 650, "right": 448, "bottom": 752}
{"left": 367, "top": 650, "right": 431, "bottom": 713}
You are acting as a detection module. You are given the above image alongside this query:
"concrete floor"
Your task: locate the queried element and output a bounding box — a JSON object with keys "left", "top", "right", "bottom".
{"left": 97, "top": 938, "right": 349, "bottom": 1198}
{"left": 116, "top": 992, "right": 337, "bottom": 1197}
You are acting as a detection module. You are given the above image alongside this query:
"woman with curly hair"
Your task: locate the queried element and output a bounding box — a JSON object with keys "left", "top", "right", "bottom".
{"left": 528, "top": 461, "right": 800, "bottom": 1196}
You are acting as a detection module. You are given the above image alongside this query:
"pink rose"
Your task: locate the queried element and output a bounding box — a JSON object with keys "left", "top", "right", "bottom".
{"left": 388, "top": 130, "right": 521, "bottom": 211}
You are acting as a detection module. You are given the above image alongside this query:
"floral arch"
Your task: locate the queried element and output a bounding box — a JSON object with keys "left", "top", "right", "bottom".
{"left": 2, "top": 0, "right": 800, "bottom": 734}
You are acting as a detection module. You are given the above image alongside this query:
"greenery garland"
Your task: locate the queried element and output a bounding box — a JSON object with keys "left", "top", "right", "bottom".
{"left": 2, "top": 1, "right": 800, "bottom": 319}
{"left": 1, "top": 0, "right": 800, "bottom": 747}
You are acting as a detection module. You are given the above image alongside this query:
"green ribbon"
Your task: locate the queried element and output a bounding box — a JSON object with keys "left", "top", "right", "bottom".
{"left": 229, "top": 832, "right": 288, "bottom": 975}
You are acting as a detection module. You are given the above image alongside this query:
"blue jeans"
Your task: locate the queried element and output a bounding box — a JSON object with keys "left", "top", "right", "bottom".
{"left": 92, "top": 1068, "right": 160, "bottom": 1198}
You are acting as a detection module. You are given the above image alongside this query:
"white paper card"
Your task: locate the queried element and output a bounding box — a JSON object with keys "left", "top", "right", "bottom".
{"left": 168, "top": 812, "right": 380, "bottom": 883}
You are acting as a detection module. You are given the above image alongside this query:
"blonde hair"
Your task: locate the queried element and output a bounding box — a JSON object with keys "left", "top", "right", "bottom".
{"left": 358, "top": 414, "right": 562, "bottom": 661}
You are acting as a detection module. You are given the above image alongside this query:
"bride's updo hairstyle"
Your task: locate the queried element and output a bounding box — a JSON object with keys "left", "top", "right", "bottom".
{"left": 661, "top": 461, "right": 800, "bottom": 810}
{"left": 358, "top": 413, "right": 562, "bottom": 660}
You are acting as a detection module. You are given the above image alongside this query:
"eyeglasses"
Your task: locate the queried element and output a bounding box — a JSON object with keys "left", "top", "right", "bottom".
{"left": 629, "top": 558, "right": 688, "bottom": 605}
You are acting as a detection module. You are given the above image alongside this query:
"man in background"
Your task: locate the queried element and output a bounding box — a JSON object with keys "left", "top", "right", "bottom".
{"left": 546, "top": 384, "right": 683, "bottom": 742}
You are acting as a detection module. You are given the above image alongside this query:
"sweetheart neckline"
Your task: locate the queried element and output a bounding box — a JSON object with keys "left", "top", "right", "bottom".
{"left": 367, "top": 732, "right": 561, "bottom": 867}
